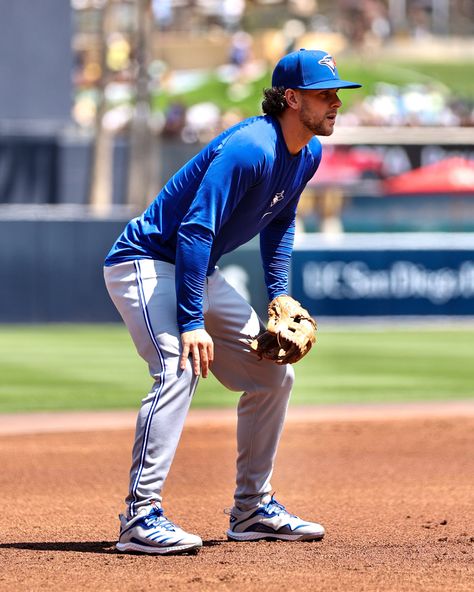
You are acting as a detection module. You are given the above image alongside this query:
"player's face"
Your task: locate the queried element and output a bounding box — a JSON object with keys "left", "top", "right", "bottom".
{"left": 297, "top": 88, "right": 342, "bottom": 136}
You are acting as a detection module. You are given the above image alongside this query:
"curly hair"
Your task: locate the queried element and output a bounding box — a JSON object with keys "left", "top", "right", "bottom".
{"left": 261, "top": 87, "right": 288, "bottom": 116}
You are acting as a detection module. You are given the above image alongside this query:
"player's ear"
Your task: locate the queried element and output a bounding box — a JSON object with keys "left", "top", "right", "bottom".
{"left": 284, "top": 88, "right": 300, "bottom": 111}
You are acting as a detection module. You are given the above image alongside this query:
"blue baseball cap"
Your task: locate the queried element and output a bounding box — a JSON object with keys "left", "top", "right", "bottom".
{"left": 272, "top": 49, "right": 362, "bottom": 90}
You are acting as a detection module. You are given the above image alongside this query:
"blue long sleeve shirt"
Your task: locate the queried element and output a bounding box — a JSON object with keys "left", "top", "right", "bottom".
{"left": 105, "top": 115, "right": 322, "bottom": 333}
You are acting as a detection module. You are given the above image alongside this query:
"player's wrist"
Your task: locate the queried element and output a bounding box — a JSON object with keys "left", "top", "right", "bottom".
{"left": 179, "top": 321, "right": 205, "bottom": 334}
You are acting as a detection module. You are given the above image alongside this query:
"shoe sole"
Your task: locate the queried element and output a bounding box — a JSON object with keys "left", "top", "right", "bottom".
{"left": 226, "top": 529, "right": 325, "bottom": 542}
{"left": 116, "top": 541, "right": 202, "bottom": 555}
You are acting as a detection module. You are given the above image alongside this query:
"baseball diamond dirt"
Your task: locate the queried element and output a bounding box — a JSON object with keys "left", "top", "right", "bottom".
{"left": 0, "top": 403, "right": 473, "bottom": 592}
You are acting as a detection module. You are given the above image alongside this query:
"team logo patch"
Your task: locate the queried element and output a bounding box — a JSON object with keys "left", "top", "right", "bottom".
{"left": 261, "top": 190, "right": 285, "bottom": 220}
{"left": 271, "top": 190, "right": 285, "bottom": 207}
{"left": 318, "top": 54, "right": 337, "bottom": 76}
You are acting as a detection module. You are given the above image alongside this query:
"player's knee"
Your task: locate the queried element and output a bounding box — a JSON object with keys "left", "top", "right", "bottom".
{"left": 146, "top": 352, "right": 193, "bottom": 384}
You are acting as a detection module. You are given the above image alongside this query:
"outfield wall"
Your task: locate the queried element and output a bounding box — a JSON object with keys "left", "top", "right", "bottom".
{"left": 0, "top": 220, "right": 126, "bottom": 323}
{"left": 0, "top": 221, "right": 473, "bottom": 323}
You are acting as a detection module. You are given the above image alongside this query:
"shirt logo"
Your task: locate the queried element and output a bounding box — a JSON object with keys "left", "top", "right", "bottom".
{"left": 261, "top": 190, "right": 285, "bottom": 220}
{"left": 271, "top": 191, "right": 285, "bottom": 207}
{"left": 318, "top": 54, "right": 337, "bottom": 76}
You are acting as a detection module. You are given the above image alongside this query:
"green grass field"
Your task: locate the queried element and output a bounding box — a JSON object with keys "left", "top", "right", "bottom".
{"left": 0, "top": 324, "right": 472, "bottom": 413}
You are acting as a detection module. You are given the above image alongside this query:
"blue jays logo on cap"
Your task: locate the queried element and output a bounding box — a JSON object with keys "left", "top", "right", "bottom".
{"left": 318, "top": 54, "right": 337, "bottom": 76}
{"left": 271, "top": 48, "right": 361, "bottom": 91}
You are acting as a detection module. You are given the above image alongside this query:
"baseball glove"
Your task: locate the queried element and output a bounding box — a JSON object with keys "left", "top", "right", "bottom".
{"left": 250, "top": 295, "right": 317, "bottom": 364}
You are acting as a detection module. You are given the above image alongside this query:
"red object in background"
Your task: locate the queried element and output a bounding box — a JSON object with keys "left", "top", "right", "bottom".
{"left": 308, "top": 148, "right": 384, "bottom": 186}
{"left": 383, "top": 157, "right": 474, "bottom": 195}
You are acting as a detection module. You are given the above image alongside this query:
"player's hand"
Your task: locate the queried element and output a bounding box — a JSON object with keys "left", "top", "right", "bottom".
{"left": 180, "top": 329, "right": 214, "bottom": 378}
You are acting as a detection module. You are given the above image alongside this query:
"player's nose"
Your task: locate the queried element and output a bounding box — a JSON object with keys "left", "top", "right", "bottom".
{"left": 332, "top": 93, "right": 342, "bottom": 108}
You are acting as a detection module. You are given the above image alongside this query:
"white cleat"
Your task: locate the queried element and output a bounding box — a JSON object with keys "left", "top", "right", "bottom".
{"left": 226, "top": 495, "right": 325, "bottom": 542}
{"left": 116, "top": 507, "right": 202, "bottom": 555}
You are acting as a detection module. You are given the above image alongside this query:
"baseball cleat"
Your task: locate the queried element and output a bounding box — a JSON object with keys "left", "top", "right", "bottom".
{"left": 226, "top": 495, "right": 325, "bottom": 542}
{"left": 116, "top": 506, "right": 203, "bottom": 555}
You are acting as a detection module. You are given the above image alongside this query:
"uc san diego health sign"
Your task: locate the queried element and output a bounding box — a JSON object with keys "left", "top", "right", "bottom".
{"left": 291, "top": 234, "right": 474, "bottom": 316}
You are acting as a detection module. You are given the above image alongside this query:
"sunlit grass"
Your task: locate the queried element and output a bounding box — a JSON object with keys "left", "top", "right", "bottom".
{"left": 0, "top": 324, "right": 472, "bottom": 413}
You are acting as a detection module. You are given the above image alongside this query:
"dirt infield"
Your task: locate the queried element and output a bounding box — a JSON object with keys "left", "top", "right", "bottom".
{"left": 1, "top": 404, "right": 473, "bottom": 591}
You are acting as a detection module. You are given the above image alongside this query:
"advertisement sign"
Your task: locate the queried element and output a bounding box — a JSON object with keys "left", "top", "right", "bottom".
{"left": 292, "top": 235, "right": 474, "bottom": 316}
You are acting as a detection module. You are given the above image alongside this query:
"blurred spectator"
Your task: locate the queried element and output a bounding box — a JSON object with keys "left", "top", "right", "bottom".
{"left": 337, "top": 0, "right": 371, "bottom": 46}
{"left": 181, "top": 101, "right": 221, "bottom": 143}
{"left": 162, "top": 101, "right": 187, "bottom": 137}
{"left": 229, "top": 30, "right": 253, "bottom": 68}
{"left": 337, "top": 0, "right": 392, "bottom": 47}
{"left": 407, "top": 0, "right": 432, "bottom": 38}
{"left": 106, "top": 33, "right": 131, "bottom": 73}
{"left": 195, "top": 0, "right": 245, "bottom": 31}
{"left": 222, "top": 0, "right": 246, "bottom": 32}
{"left": 288, "top": 0, "right": 318, "bottom": 19}
{"left": 152, "top": 0, "right": 173, "bottom": 31}
{"left": 281, "top": 19, "right": 307, "bottom": 54}
{"left": 365, "top": 0, "right": 391, "bottom": 44}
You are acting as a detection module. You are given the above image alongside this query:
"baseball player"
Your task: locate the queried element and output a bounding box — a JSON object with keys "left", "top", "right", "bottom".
{"left": 104, "top": 48, "right": 361, "bottom": 554}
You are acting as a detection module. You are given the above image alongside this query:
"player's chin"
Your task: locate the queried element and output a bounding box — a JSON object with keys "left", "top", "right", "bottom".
{"left": 313, "top": 119, "right": 336, "bottom": 137}
{"left": 322, "top": 118, "right": 337, "bottom": 135}
{"left": 317, "top": 126, "right": 335, "bottom": 137}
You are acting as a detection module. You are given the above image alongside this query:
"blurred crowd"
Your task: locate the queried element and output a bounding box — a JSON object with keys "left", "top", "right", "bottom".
{"left": 149, "top": 0, "right": 473, "bottom": 41}
{"left": 156, "top": 83, "right": 474, "bottom": 146}
{"left": 338, "top": 83, "right": 474, "bottom": 128}
{"left": 71, "top": 0, "right": 474, "bottom": 137}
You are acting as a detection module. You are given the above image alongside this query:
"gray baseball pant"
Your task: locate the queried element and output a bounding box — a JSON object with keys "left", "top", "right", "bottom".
{"left": 104, "top": 259, "right": 294, "bottom": 518}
